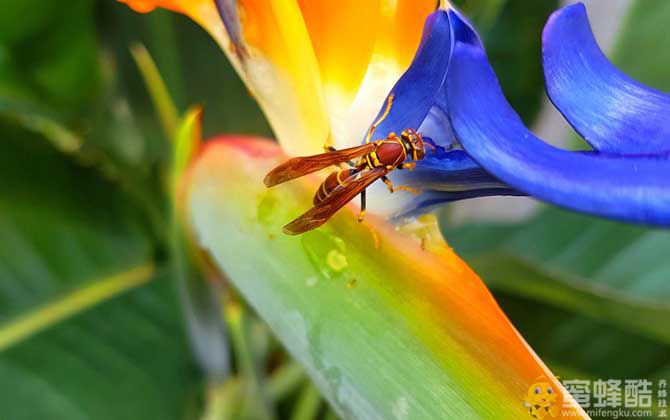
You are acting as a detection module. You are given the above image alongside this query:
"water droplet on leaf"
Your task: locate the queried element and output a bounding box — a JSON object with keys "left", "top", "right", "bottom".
{"left": 327, "top": 249, "right": 348, "bottom": 272}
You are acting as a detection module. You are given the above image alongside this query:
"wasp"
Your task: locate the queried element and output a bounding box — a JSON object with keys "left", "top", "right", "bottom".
{"left": 264, "top": 96, "right": 432, "bottom": 235}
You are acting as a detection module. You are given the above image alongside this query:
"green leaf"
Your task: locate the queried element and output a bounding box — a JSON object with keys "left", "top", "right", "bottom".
{"left": 451, "top": 0, "right": 508, "bottom": 33}
{"left": 496, "top": 292, "right": 669, "bottom": 381}
{"left": 0, "top": 0, "right": 153, "bottom": 176}
{"left": 130, "top": 43, "right": 180, "bottom": 139}
{"left": 172, "top": 106, "right": 202, "bottom": 197}
{"left": 443, "top": 208, "right": 670, "bottom": 387}
{"left": 0, "top": 126, "right": 200, "bottom": 418}
{"left": 0, "top": 0, "right": 60, "bottom": 46}
{"left": 0, "top": 125, "right": 154, "bottom": 321}
{"left": 0, "top": 97, "right": 83, "bottom": 154}
{"left": 290, "top": 383, "right": 322, "bottom": 420}
{"left": 445, "top": 208, "right": 670, "bottom": 344}
{"left": 185, "top": 138, "right": 589, "bottom": 419}
{"left": 0, "top": 263, "right": 154, "bottom": 351}
{"left": 613, "top": 0, "right": 670, "bottom": 91}
{"left": 98, "top": 3, "right": 271, "bottom": 142}
{"left": 0, "top": 277, "right": 201, "bottom": 420}
{"left": 464, "top": 252, "right": 670, "bottom": 343}
{"left": 225, "top": 304, "right": 276, "bottom": 420}
{"left": 452, "top": 0, "right": 558, "bottom": 124}
{"left": 0, "top": 0, "right": 100, "bottom": 113}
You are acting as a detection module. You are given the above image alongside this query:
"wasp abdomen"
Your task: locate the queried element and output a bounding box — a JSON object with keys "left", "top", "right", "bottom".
{"left": 314, "top": 169, "right": 358, "bottom": 205}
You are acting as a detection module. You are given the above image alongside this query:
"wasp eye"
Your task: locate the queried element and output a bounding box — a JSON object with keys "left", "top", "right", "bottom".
{"left": 547, "top": 387, "right": 553, "bottom": 394}
{"left": 534, "top": 387, "right": 541, "bottom": 395}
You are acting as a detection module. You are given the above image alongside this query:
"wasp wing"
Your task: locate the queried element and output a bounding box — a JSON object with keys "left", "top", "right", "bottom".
{"left": 283, "top": 166, "right": 390, "bottom": 235}
{"left": 264, "top": 143, "right": 377, "bottom": 187}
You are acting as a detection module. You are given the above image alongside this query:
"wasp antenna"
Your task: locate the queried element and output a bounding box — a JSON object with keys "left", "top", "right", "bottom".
{"left": 422, "top": 136, "right": 436, "bottom": 147}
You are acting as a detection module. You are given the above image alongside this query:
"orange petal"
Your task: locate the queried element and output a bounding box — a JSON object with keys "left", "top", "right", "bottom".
{"left": 297, "top": 0, "right": 381, "bottom": 100}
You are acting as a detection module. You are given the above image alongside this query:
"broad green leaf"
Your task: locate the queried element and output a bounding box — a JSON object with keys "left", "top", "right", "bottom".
{"left": 0, "top": 126, "right": 199, "bottom": 418}
{"left": 185, "top": 137, "right": 588, "bottom": 419}
{"left": 0, "top": 277, "right": 201, "bottom": 420}
{"left": 0, "top": 126, "right": 154, "bottom": 321}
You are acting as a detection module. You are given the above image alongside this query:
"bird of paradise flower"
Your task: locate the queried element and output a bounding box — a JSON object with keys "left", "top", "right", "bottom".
{"left": 118, "top": 0, "right": 668, "bottom": 418}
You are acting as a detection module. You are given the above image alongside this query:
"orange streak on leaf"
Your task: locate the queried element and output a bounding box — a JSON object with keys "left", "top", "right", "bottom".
{"left": 184, "top": 137, "right": 589, "bottom": 418}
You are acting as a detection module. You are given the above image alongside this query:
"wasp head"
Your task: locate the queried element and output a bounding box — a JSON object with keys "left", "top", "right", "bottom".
{"left": 402, "top": 129, "right": 426, "bottom": 161}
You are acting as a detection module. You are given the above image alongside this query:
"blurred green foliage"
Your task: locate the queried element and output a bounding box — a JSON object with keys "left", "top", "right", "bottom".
{"left": 444, "top": 208, "right": 670, "bottom": 380}
{"left": 614, "top": 0, "right": 670, "bottom": 92}
{"left": 0, "top": 0, "right": 668, "bottom": 419}
{"left": 453, "top": 0, "right": 558, "bottom": 124}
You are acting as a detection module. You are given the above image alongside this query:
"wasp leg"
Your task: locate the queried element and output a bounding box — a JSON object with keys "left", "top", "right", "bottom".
{"left": 358, "top": 189, "right": 367, "bottom": 222}
{"left": 365, "top": 93, "right": 395, "bottom": 143}
{"left": 398, "top": 162, "right": 416, "bottom": 171}
{"left": 381, "top": 176, "right": 394, "bottom": 193}
{"left": 395, "top": 185, "right": 421, "bottom": 195}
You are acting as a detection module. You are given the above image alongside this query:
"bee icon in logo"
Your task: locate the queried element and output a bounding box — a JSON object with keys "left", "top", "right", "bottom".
{"left": 524, "top": 377, "right": 559, "bottom": 418}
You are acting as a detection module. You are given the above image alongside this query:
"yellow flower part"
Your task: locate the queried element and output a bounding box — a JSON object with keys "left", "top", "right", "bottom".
{"left": 118, "top": 0, "right": 437, "bottom": 156}
{"left": 298, "top": 0, "right": 435, "bottom": 154}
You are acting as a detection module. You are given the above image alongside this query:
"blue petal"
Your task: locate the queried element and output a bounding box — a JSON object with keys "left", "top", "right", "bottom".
{"left": 370, "top": 6, "right": 518, "bottom": 219}
{"left": 543, "top": 3, "right": 670, "bottom": 154}
{"left": 363, "top": 10, "right": 453, "bottom": 142}
{"left": 399, "top": 150, "right": 508, "bottom": 191}
{"left": 413, "top": 8, "right": 482, "bottom": 148}
{"left": 448, "top": 42, "right": 670, "bottom": 226}
{"left": 391, "top": 188, "right": 524, "bottom": 222}
{"left": 447, "top": 7, "right": 483, "bottom": 48}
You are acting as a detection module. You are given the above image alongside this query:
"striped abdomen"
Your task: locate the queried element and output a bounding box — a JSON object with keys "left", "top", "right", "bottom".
{"left": 313, "top": 169, "right": 358, "bottom": 205}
